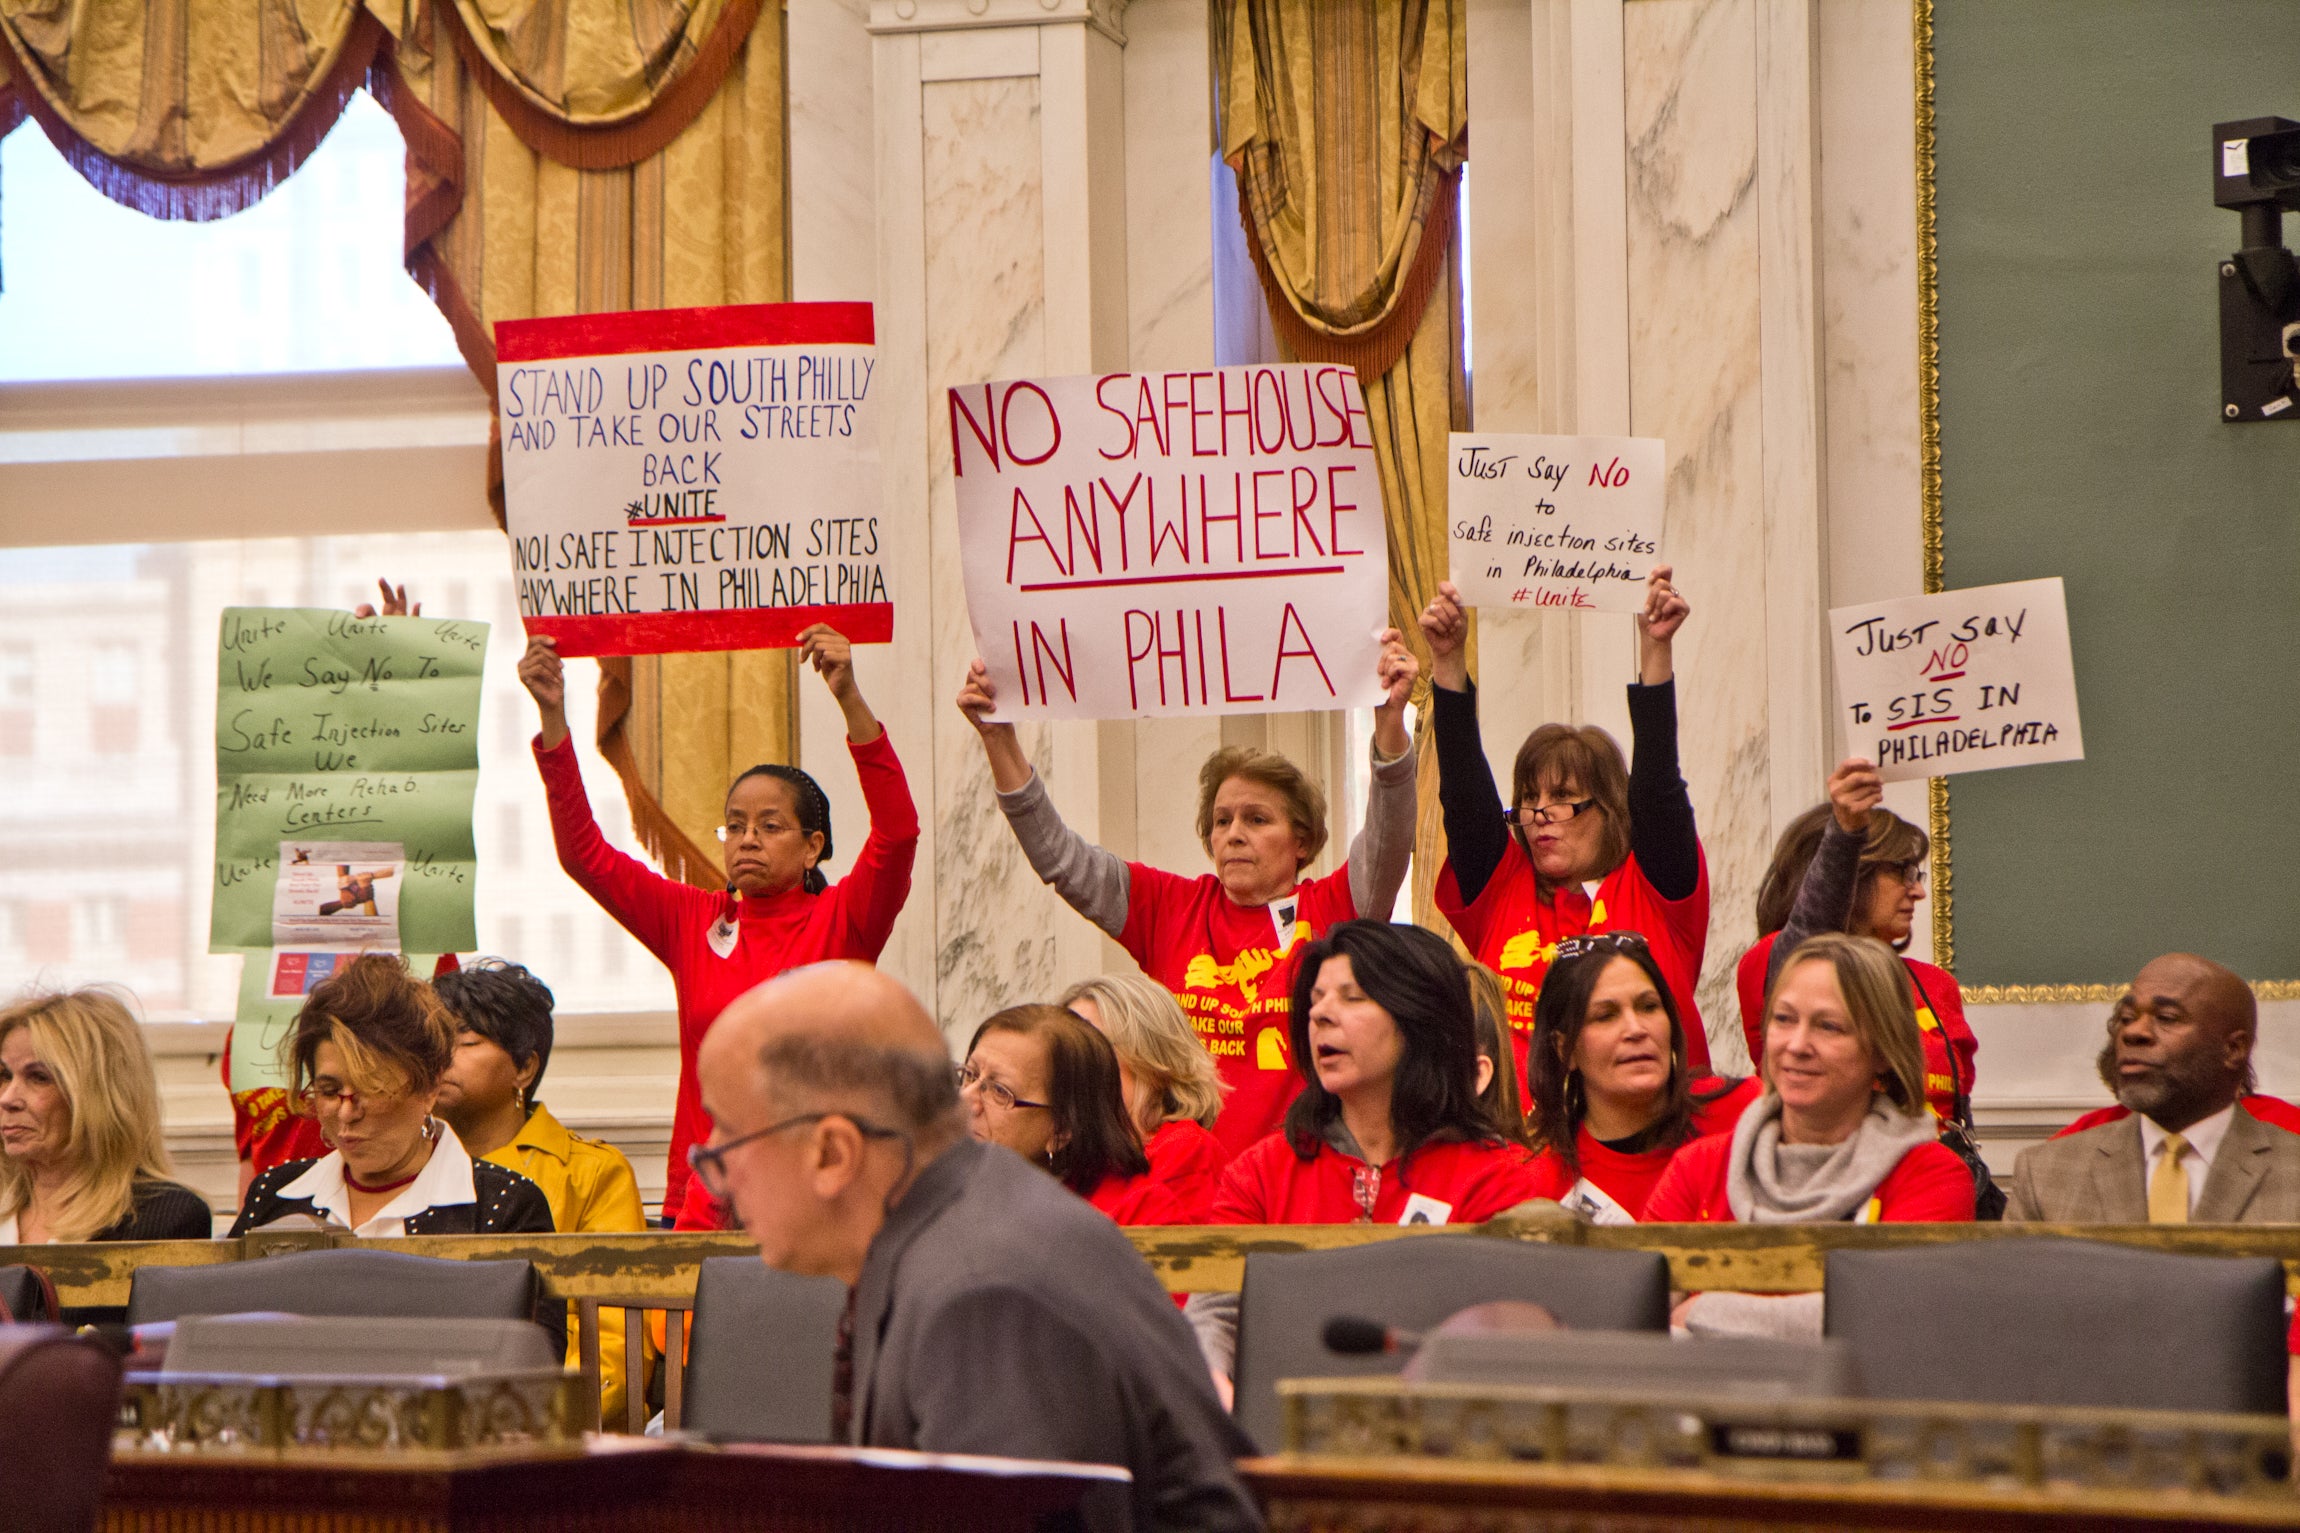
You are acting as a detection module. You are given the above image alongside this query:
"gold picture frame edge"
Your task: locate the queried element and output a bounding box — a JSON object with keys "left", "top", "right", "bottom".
{"left": 1912, "top": 0, "right": 2296, "bottom": 1008}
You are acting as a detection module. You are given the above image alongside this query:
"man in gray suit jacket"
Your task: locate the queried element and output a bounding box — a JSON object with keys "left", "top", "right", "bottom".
{"left": 696, "top": 962, "right": 1261, "bottom": 1533}
{"left": 2007, "top": 953, "right": 2300, "bottom": 1223}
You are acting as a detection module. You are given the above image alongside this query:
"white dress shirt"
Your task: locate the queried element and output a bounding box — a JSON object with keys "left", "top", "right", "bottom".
{"left": 274, "top": 1120, "right": 478, "bottom": 1237}
{"left": 2139, "top": 1103, "right": 2236, "bottom": 1217}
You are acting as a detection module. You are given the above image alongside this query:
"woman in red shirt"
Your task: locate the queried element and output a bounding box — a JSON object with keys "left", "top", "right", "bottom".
{"left": 960, "top": 1004, "right": 1182, "bottom": 1225}
{"left": 1735, "top": 757, "right": 1975, "bottom": 1122}
{"left": 1418, "top": 571, "right": 1713, "bottom": 1080}
{"left": 519, "top": 627, "right": 917, "bottom": 1225}
{"left": 957, "top": 635, "right": 1420, "bottom": 1159}
{"left": 1522, "top": 935, "right": 1758, "bottom": 1223}
{"left": 1060, "top": 974, "right": 1227, "bottom": 1220}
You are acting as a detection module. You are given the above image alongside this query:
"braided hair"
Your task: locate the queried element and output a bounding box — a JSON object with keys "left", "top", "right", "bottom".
{"left": 729, "top": 763, "right": 835, "bottom": 893}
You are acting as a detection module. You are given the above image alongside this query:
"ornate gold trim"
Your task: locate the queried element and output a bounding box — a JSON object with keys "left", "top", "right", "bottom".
{"left": 1961, "top": 981, "right": 2300, "bottom": 1005}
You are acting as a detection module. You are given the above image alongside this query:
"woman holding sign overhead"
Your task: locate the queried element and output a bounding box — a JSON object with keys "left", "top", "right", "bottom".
{"left": 1417, "top": 567, "right": 1713, "bottom": 1083}
{"left": 518, "top": 625, "right": 917, "bottom": 1225}
{"left": 958, "top": 631, "right": 1420, "bottom": 1159}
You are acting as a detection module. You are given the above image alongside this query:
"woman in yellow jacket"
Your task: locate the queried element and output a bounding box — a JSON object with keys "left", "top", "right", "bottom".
{"left": 433, "top": 959, "right": 649, "bottom": 1425}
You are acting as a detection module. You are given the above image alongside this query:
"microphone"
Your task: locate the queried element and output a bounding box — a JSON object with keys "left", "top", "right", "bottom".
{"left": 1322, "top": 1315, "right": 1423, "bottom": 1356}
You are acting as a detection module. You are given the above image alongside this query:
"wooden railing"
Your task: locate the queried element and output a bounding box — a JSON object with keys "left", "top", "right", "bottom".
{"left": 16, "top": 1216, "right": 2300, "bottom": 1431}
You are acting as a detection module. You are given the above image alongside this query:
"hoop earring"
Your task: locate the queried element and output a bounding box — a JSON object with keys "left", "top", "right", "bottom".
{"left": 420, "top": 1117, "right": 440, "bottom": 1143}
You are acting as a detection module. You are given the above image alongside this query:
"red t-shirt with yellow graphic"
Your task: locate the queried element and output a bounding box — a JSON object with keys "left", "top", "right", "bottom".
{"left": 1119, "top": 861, "right": 1358, "bottom": 1159}
{"left": 1435, "top": 843, "right": 1712, "bottom": 1084}
{"left": 1734, "top": 937, "right": 1976, "bottom": 1123}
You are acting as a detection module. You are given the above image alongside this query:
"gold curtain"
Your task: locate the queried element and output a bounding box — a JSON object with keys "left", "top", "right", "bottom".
{"left": 0, "top": 0, "right": 793, "bottom": 891}
{"left": 1217, "top": 0, "right": 1468, "bottom": 929}
{"left": 380, "top": 0, "right": 792, "bottom": 888}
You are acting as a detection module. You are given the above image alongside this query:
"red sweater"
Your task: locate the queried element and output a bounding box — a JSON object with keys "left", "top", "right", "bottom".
{"left": 536, "top": 730, "right": 918, "bottom": 1217}
{"left": 1436, "top": 842, "right": 1712, "bottom": 1080}
{"left": 1642, "top": 1126, "right": 1975, "bottom": 1223}
{"left": 1142, "top": 1118, "right": 1224, "bottom": 1222}
{"left": 1736, "top": 936, "right": 1976, "bottom": 1123}
{"left": 1118, "top": 862, "right": 1360, "bottom": 1159}
{"left": 1086, "top": 1168, "right": 1190, "bottom": 1226}
{"left": 1211, "top": 1131, "right": 1546, "bottom": 1226}
{"left": 1524, "top": 1076, "right": 1761, "bottom": 1221}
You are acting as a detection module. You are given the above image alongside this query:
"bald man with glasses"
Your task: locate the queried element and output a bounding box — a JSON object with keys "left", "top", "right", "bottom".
{"left": 693, "top": 962, "right": 1261, "bottom": 1533}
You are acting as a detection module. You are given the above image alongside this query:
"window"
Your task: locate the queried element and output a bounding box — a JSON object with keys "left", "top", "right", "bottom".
{"left": 89, "top": 640, "right": 140, "bottom": 754}
{"left": 0, "top": 534, "right": 675, "bottom": 1019}
{"left": 0, "top": 93, "right": 461, "bottom": 381}
{"left": 0, "top": 642, "right": 31, "bottom": 757}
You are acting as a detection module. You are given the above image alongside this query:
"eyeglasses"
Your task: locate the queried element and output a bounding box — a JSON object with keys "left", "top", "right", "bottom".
{"left": 1552, "top": 931, "right": 1650, "bottom": 962}
{"left": 298, "top": 1080, "right": 403, "bottom": 1114}
{"left": 1513, "top": 797, "right": 1598, "bottom": 827}
{"left": 715, "top": 817, "right": 788, "bottom": 844}
{"left": 686, "top": 1111, "right": 907, "bottom": 1199}
{"left": 956, "top": 1063, "right": 1050, "bottom": 1113}
{"left": 1891, "top": 861, "right": 1928, "bottom": 890}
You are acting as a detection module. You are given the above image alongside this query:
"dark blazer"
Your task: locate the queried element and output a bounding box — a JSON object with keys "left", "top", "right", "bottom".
{"left": 229, "top": 1158, "right": 555, "bottom": 1237}
{"left": 851, "top": 1138, "right": 1261, "bottom": 1533}
{"left": 2006, "top": 1104, "right": 2300, "bottom": 1223}
{"left": 100, "top": 1178, "right": 215, "bottom": 1241}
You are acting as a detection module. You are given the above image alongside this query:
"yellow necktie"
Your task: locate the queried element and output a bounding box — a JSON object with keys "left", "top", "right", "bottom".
{"left": 2148, "top": 1131, "right": 2191, "bottom": 1224}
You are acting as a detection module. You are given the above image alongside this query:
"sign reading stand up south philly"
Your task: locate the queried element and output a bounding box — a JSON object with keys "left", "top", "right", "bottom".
{"left": 952, "top": 364, "right": 1390, "bottom": 721}
{"left": 495, "top": 302, "right": 888, "bottom": 657}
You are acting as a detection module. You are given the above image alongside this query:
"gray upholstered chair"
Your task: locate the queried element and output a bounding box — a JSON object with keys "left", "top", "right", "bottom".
{"left": 680, "top": 1256, "right": 850, "bottom": 1442}
{"left": 0, "top": 1326, "right": 122, "bottom": 1533}
{"left": 1231, "top": 1236, "right": 1672, "bottom": 1452}
{"left": 126, "top": 1248, "right": 557, "bottom": 1353}
{"left": 1825, "top": 1237, "right": 2288, "bottom": 1414}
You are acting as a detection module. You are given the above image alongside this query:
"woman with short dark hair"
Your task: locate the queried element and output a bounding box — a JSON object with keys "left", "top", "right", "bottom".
{"left": 1418, "top": 570, "right": 1713, "bottom": 1080}
{"left": 1521, "top": 936, "right": 1756, "bottom": 1222}
{"left": 959, "top": 637, "right": 1421, "bottom": 1159}
{"left": 961, "top": 1005, "right": 1177, "bottom": 1224}
{"left": 231, "top": 954, "right": 554, "bottom": 1238}
{"left": 1210, "top": 922, "right": 1543, "bottom": 1226}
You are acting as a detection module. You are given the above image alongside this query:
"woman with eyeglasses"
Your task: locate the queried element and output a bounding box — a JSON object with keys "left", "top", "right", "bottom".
{"left": 1417, "top": 568, "right": 1713, "bottom": 1084}
{"left": 519, "top": 624, "right": 918, "bottom": 1226}
{"left": 1522, "top": 935, "right": 1757, "bottom": 1223}
{"left": 231, "top": 954, "right": 555, "bottom": 1238}
{"left": 959, "top": 1005, "right": 1186, "bottom": 1225}
{"left": 1734, "top": 757, "right": 1976, "bottom": 1123}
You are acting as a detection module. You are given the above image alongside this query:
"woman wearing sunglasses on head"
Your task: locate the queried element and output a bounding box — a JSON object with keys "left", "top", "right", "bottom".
{"left": 1522, "top": 934, "right": 1757, "bottom": 1223}
{"left": 1417, "top": 569, "right": 1713, "bottom": 1084}
{"left": 519, "top": 624, "right": 918, "bottom": 1226}
{"left": 1736, "top": 757, "right": 1975, "bottom": 1121}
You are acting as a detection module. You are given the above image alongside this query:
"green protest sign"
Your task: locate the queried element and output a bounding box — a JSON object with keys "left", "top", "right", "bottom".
{"left": 226, "top": 950, "right": 445, "bottom": 1093}
{"left": 209, "top": 609, "right": 487, "bottom": 956}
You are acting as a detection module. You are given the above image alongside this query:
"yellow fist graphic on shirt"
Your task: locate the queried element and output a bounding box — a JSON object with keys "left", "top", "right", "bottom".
{"left": 1256, "top": 1027, "right": 1288, "bottom": 1070}
{"left": 1497, "top": 929, "right": 1559, "bottom": 973}
{"left": 1185, "top": 946, "right": 1276, "bottom": 1002}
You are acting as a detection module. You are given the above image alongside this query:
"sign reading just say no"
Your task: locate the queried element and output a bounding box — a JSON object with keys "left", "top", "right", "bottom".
{"left": 1447, "top": 432, "right": 1664, "bottom": 613}
{"left": 953, "top": 364, "right": 1389, "bottom": 721}
{"left": 1830, "top": 577, "right": 2085, "bottom": 783}
{"left": 496, "top": 302, "right": 889, "bottom": 658}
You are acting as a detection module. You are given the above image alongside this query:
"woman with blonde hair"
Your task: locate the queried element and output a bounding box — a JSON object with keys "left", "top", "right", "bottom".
{"left": 1061, "top": 973, "right": 1228, "bottom": 1219}
{"left": 0, "top": 989, "right": 211, "bottom": 1243}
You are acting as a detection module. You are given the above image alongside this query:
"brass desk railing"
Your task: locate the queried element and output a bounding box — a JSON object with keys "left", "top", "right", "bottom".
{"left": 14, "top": 1217, "right": 2300, "bottom": 1432}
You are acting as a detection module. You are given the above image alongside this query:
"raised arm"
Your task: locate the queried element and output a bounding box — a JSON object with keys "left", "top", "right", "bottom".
{"left": 1625, "top": 565, "right": 1699, "bottom": 901}
{"left": 960, "top": 659, "right": 1132, "bottom": 937}
{"left": 1346, "top": 628, "right": 1420, "bottom": 919}
{"left": 518, "top": 635, "right": 685, "bottom": 956}
{"left": 1762, "top": 759, "right": 1875, "bottom": 999}
{"left": 1417, "top": 581, "right": 1511, "bottom": 904}
{"left": 798, "top": 624, "right": 918, "bottom": 950}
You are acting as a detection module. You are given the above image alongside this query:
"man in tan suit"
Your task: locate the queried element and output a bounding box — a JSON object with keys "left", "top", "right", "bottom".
{"left": 2006, "top": 953, "right": 2300, "bottom": 1223}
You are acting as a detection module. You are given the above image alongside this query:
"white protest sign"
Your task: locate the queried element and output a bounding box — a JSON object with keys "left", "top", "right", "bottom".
{"left": 1446, "top": 433, "right": 1664, "bottom": 613}
{"left": 495, "top": 302, "right": 888, "bottom": 657}
{"left": 1830, "top": 577, "right": 2084, "bottom": 782}
{"left": 952, "top": 365, "right": 1389, "bottom": 720}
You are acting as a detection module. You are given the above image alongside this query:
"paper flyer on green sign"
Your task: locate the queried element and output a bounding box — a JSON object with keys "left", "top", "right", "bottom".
{"left": 209, "top": 609, "right": 487, "bottom": 957}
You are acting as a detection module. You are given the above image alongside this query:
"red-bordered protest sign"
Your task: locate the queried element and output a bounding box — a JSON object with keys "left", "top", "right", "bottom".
{"left": 496, "top": 302, "right": 888, "bottom": 657}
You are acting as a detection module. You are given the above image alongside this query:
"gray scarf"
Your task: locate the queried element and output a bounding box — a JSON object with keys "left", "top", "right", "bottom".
{"left": 1725, "top": 1091, "right": 1936, "bottom": 1224}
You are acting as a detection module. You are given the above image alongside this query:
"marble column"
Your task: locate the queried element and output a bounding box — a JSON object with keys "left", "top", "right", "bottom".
{"left": 869, "top": 0, "right": 1131, "bottom": 1037}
